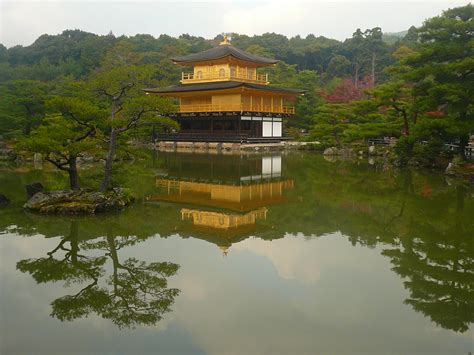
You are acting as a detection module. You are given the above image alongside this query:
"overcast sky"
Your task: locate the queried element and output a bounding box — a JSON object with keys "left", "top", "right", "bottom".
{"left": 0, "top": 0, "right": 469, "bottom": 48}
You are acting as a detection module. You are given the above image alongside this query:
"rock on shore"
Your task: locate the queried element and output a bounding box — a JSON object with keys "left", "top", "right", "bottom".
{"left": 26, "top": 182, "right": 44, "bottom": 198}
{"left": 23, "top": 188, "right": 134, "bottom": 214}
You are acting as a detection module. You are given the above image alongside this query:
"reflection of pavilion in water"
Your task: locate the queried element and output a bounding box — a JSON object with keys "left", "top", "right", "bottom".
{"left": 148, "top": 153, "right": 294, "bottom": 253}
{"left": 181, "top": 208, "right": 268, "bottom": 230}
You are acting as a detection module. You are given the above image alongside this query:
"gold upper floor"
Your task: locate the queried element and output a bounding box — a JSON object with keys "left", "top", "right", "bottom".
{"left": 181, "top": 64, "right": 269, "bottom": 85}
{"left": 179, "top": 93, "right": 295, "bottom": 114}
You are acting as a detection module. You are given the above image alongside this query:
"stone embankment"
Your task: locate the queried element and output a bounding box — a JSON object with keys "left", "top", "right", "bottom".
{"left": 323, "top": 145, "right": 392, "bottom": 157}
{"left": 155, "top": 141, "right": 319, "bottom": 152}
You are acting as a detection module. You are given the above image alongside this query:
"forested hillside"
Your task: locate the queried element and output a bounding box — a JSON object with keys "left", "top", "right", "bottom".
{"left": 0, "top": 28, "right": 404, "bottom": 82}
{"left": 0, "top": 3, "right": 472, "bottom": 168}
{"left": 0, "top": 26, "right": 414, "bottom": 136}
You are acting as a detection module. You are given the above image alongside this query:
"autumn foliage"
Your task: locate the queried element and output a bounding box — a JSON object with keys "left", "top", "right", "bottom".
{"left": 320, "top": 76, "right": 373, "bottom": 103}
{"left": 425, "top": 111, "right": 445, "bottom": 117}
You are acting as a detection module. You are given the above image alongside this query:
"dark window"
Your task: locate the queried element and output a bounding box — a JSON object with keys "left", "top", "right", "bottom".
{"left": 213, "top": 121, "right": 223, "bottom": 130}
{"left": 181, "top": 121, "right": 191, "bottom": 130}
{"left": 224, "top": 120, "right": 238, "bottom": 130}
{"left": 241, "top": 121, "right": 251, "bottom": 131}
{"left": 183, "top": 120, "right": 210, "bottom": 130}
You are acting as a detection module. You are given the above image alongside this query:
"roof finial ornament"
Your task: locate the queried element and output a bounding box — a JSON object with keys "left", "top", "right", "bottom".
{"left": 219, "top": 33, "right": 231, "bottom": 46}
{"left": 219, "top": 245, "right": 230, "bottom": 257}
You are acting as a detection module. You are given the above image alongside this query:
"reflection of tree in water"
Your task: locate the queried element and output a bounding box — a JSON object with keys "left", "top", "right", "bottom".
{"left": 383, "top": 185, "right": 474, "bottom": 333}
{"left": 17, "top": 221, "right": 180, "bottom": 328}
{"left": 7, "top": 154, "right": 474, "bottom": 333}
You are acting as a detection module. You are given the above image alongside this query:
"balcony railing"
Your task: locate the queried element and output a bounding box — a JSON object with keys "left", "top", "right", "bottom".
{"left": 181, "top": 71, "right": 268, "bottom": 85}
{"left": 179, "top": 103, "right": 295, "bottom": 114}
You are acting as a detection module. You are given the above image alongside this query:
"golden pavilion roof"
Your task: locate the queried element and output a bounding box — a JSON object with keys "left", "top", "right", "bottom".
{"left": 171, "top": 43, "right": 278, "bottom": 67}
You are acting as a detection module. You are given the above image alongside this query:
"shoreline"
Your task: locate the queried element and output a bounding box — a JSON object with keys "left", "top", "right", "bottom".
{"left": 2, "top": 140, "right": 473, "bottom": 181}
{"left": 152, "top": 140, "right": 314, "bottom": 152}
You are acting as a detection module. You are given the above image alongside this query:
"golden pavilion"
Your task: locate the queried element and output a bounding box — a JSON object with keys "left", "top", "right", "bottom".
{"left": 144, "top": 36, "right": 304, "bottom": 142}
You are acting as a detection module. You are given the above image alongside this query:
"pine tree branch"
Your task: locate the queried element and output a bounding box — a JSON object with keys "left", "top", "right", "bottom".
{"left": 74, "top": 127, "right": 96, "bottom": 142}
{"left": 45, "top": 155, "right": 70, "bottom": 172}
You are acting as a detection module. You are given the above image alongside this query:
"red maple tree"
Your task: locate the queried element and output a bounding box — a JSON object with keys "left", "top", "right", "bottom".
{"left": 321, "top": 76, "right": 373, "bottom": 104}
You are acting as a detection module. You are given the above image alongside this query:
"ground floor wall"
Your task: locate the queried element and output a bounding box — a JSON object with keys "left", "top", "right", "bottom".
{"left": 177, "top": 115, "right": 284, "bottom": 139}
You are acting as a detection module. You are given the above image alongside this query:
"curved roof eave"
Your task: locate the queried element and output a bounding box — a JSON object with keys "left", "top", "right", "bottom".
{"left": 143, "top": 81, "right": 305, "bottom": 95}
{"left": 171, "top": 45, "right": 278, "bottom": 66}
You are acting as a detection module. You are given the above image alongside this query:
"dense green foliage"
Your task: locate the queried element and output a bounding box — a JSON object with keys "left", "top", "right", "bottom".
{"left": 0, "top": 24, "right": 401, "bottom": 139}
{"left": 310, "top": 4, "right": 473, "bottom": 165}
{"left": 0, "top": 3, "right": 472, "bottom": 183}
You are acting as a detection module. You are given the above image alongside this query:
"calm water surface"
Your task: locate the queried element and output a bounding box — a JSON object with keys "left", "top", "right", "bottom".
{"left": 0, "top": 151, "right": 473, "bottom": 355}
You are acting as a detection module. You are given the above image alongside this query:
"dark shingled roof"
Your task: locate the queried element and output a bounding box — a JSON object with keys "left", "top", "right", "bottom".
{"left": 144, "top": 81, "right": 305, "bottom": 95}
{"left": 171, "top": 44, "right": 278, "bottom": 66}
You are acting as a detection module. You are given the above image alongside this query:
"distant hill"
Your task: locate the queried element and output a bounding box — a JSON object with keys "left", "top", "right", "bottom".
{"left": 382, "top": 30, "right": 408, "bottom": 45}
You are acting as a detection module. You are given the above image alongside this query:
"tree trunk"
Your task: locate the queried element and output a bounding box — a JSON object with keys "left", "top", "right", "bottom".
{"left": 406, "top": 141, "right": 414, "bottom": 159}
{"left": 402, "top": 113, "right": 410, "bottom": 136}
{"left": 24, "top": 105, "right": 33, "bottom": 136}
{"left": 106, "top": 234, "right": 119, "bottom": 293}
{"left": 24, "top": 120, "right": 32, "bottom": 136}
{"left": 458, "top": 110, "right": 469, "bottom": 160}
{"left": 371, "top": 52, "right": 376, "bottom": 85}
{"left": 459, "top": 134, "right": 468, "bottom": 160}
{"left": 69, "top": 221, "right": 79, "bottom": 265}
{"left": 100, "top": 129, "right": 117, "bottom": 192}
{"left": 354, "top": 61, "right": 359, "bottom": 88}
{"left": 333, "top": 128, "right": 341, "bottom": 146}
{"left": 100, "top": 100, "right": 120, "bottom": 192}
{"left": 68, "top": 156, "right": 80, "bottom": 190}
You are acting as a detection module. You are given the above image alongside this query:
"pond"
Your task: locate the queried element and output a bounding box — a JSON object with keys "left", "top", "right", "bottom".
{"left": 0, "top": 151, "right": 473, "bottom": 355}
